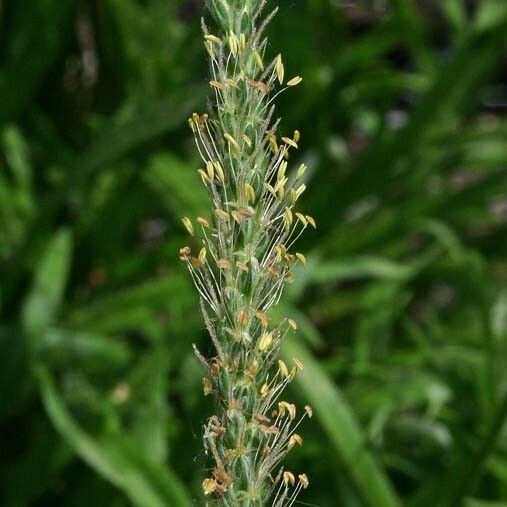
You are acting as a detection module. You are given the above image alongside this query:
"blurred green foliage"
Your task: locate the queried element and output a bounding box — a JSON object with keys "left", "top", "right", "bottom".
{"left": 1, "top": 0, "right": 507, "bottom": 505}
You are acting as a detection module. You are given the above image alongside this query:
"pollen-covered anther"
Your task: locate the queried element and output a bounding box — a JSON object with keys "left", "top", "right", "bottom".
{"left": 202, "top": 478, "right": 217, "bottom": 495}
{"left": 288, "top": 318, "right": 297, "bottom": 331}
{"left": 224, "top": 133, "right": 240, "bottom": 152}
{"left": 254, "top": 50, "right": 264, "bottom": 70}
{"left": 295, "top": 184, "right": 307, "bottom": 199}
{"left": 278, "top": 360, "right": 290, "bottom": 379}
{"left": 238, "top": 33, "right": 246, "bottom": 52}
{"left": 249, "top": 79, "right": 269, "bottom": 93}
{"left": 304, "top": 405, "right": 313, "bottom": 418}
{"left": 215, "top": 208, "right": 230, "bottom": 221}
{"left": 197, "top": 168, "right": 210, "bottom": 185}
{"left": 295, "top": 252, "right": 307, "bottom": 265}
{"left": 296, "top": 163, "right": 307, "bottom": 179}
{"left": 306, "top": 215, "right": 317, "bottom": 228}
{"left": 255, "top": 311, "right": 270, "bottom": 327}
{"left": 179, "top": 246, "right": 191, "bottom": 261}
{"left": 254, "top": 413, "right": 271, "bottom": 424}
{"left": 269, "top": 134, "right": 279, "bottom": 153}
{"left": 197, "top": 216, "right": 210, "bottom": 228}
{"left": 210, "top": 80, "right": 224, "bottom": 90}
{"left": 243, "top": 183, "right": 256, "bottom": 203}
{"left": 205, "top": 161, "right": 215, "bottom": 180}
{"left": 275, "top": 54, "right": 285, "bottom": 84}
{"left": 181, "top": 217, "right": 194, "bottom": 236}
{"left": 282, "top": 136, "right": 298, "bottom": 149}
{"left": 287, "top": 76, "right": 303, "bottom": 87}
{"left": 295, "top": 212, "right": 308, "bottom": 227}
{"left": 259, "top": 423, "right": 280, "bottom": 435}
{"left": 258, "top": 332, "right": 273, "bottom": 351}
{"left": 202, "top": 377, "right": 213, "bottom": 396}
{"left": 197, "top": 247, "right": 207, "bottom": 265}
{"left": 293, "top": 357, "right": 304, "bottom": 371}
{"left": 236, "top": 309, "right": 249, "bottom": 327}
{"left": 242, "top": 134, "right": 252, "bottom": 148}
{"left": 298, "top": 474, "right": 310, "bottom": 489}
{"left": 283, "top": 471, "right": 296, "bottom": 487}
{"left": 245, "top": 362, "right": 259, "bottom": 382}
{"left": 279, "top": 401, "right": 296, "bottom": 420}
{"left": 204, "top": 34, "right": 221, "bottom": 44}
{"left": 217, "top": 258, "right": 231, "bottom": 269}
{"left": 228, "top": 31, "right": 239, "bottom": 56}
{"left": 288, "top": 433, "right": 304, "bottom": 450}
{"left": 225, "top": 78, "right": 239, "bottom": 89}
{"left": 232, "top": 208, "right": 253, "bottom": 223}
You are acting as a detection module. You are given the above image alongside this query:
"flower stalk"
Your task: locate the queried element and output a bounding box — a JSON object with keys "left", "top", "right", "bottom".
{"left": 180, "top": 1, "right": 315, "bottom": 505}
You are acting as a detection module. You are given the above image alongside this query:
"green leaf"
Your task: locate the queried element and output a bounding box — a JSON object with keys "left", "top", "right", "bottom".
{"left": 0, "top": 0, "right": 74, "bottom": 126}
{"left": 77, "top": 90, "right": 205, "bottom": 176}
{"left": 41, "top": 328, "right": 131, "bottom": 372}
{"left": 22, "top": 229, "right": 73, "bottom": 342}
{"left": 36, "top": 366, "right": 193, "bottom": 507}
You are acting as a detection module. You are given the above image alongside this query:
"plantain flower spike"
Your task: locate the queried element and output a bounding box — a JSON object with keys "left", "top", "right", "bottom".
{"left": 180, "top": 0, "right": 315, "bottom": 504}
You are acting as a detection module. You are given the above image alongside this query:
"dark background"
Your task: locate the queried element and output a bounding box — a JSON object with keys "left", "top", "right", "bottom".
{"left": 1, "top": 0, "right": 507, "bottom": 506}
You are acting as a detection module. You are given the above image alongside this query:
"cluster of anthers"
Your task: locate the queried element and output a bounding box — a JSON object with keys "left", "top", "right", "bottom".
{"left": 180, "top": 1, "right": 315, "bottom": 505}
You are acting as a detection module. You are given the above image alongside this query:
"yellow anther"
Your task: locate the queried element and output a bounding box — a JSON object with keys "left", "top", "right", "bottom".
{"left": 287, "top": 76, "right": 303, "bottom": 87}
{"left": 214, "top": 161, "right": 225, "bottom": 182}
{"left": 278, "top": 360, "right": 289, "bottom": 378}
{"left": 293, "top": 358, "right": 304, "bottom": 371}
{"left": 254, "top": 51, "right": 264, "bottom": 70}
{"left": 288, "top": 433, "right": 304, "bottom": 449}
{"left": 225, "top": 78, "right": 239, "bottom": 88}
{"left": 217, "top": 258, "right": 231, "bottom": 269}
{"left": 275, "top": 54, "right": 285, "bottom": 84}
{"left": 224, "top": 133, "right": 240, "bottom": 152}
{"left": 242, "top": 134, "right": 252, "bottom": 148}
{"left": 237, "top": 310, "right": 249, "bottom": 327}
{"left": 215, "top": 209, "right": 230, "bottom": 221}
{"left": 228, "top": 32, "right": 238, "bottom": 56}
{"left": 204, "top": 34, "right": 221, "bottom": 44}
{"left": 198, "top": 169, "right": 209, "bottom": 184}
{"left": 269, "top": 135, "right": 278, "bottom": 153}
{"left": 210, "top": 80, "right": 224, "bottom": 90}
{"left": 282, "top": 137, "right": 298, "bottom": 149}
{"left": 295, "top": 212, "right": 307, "bottom": 226}
{"left": 295, "top": 252, "right": 307, "bottom": 265}
{"left": 181, "top": 217, "right": 194, "bottom": 236}
{"left": 246, "top": 183, "right": 256, "bottom": 203}
{"left": 202, "top": 377, "right": 213, "bottom": 396}
{"left": 283, "top": 471, "right": 296, "bottom": 486}
{"left": 295, "top": 184, "right": 307, "bottom": 199}
{"left": 198, "top": 247, "right": 207, "bottom": 265}
{"left": 206, "top": 161, "right": 215, "bottom": 180}
{"left": 255, "top": 311, "right": 269, "bottom": 327}
{"left": 258, "top": 333, "right": 273, "bottom": 351}
{"left": 202, "top": 478, "right": 217, "bottom": 495}
{"left": 298, "top": 474, "right": 309, "bottom": 489}
{"left": 305, "top": 215, "right": 317, "bottom": 228}
{"left": 296, "top": 163, "right": 307, "bottom": 179}
{"left": 197, "top": 217, "right": 210, "bottom": 228}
